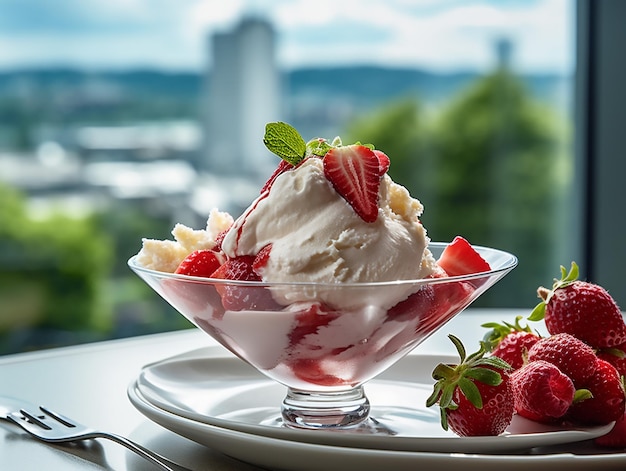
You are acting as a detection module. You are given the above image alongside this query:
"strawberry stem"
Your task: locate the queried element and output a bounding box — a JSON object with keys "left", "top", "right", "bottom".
{"left": 528, "top": 262, "right": 580, "bottom": 322}
{"left": 482, "top": 315, "right": 534, "bottom": 350}
{"left": 553, "top": 262, "right": 579, "bottom": 291}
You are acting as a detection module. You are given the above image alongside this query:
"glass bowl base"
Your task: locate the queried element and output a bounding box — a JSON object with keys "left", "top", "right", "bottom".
{"left": 281, "top": 386, "right": 370, "bottom": 429}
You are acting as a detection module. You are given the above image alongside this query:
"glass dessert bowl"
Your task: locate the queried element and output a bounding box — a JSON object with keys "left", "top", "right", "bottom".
{"left": 129, "top": 242, "right": 516, "bottom": 430}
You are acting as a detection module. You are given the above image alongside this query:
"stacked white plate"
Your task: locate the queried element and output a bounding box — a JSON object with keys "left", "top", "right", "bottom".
{"left": 128, "top": 347, "right": 625, "bottom": 471}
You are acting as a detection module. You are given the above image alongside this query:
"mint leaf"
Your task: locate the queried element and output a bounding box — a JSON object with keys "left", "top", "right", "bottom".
{"left": 263, "top": 122, "right": 307, "bottom": 165}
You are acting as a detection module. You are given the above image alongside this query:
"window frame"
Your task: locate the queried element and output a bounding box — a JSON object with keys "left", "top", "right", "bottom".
{"left": 575, "top": 0, "right": 626, "bottom": 307}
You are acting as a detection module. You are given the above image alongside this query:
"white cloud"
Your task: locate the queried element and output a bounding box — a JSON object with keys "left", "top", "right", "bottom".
{"left": 273, "top": 0, "right": 573, "bottom": 73}
{"left": 184, "top": 0, "right": 247, "bottom": 36}
{"left": 0, "top": 0, "right": 574, "bottom": 73}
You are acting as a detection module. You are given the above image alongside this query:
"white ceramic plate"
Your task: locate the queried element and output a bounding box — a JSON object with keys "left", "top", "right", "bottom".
{"left": 128, "top": 381, "right": 626, "bottom": 471}
{"left": 129, "top": 348, "right": 613, "bottom": 454}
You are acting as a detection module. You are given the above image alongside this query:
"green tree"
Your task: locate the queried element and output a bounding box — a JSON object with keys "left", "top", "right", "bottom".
{"left": 430, "top": 71, "right": 569, "bottom": 306}
{"left": 344, "top": 98, "right": 431, "bottom": 192}
{"left": 345, "top": 72, "right": 570, "bottom": 307}
{"left": 93, "top": 201, "right": 172, "bottom": 276}
{"left": 0, "top": 183, "right": 27, "bottom": 231}
{"left": 0, "top": 183, "right": 114, "bottom": 349}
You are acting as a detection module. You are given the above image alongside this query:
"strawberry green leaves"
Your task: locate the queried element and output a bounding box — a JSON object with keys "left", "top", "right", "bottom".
{"left": 427, "top": 334, "right": 512, "bottom": 433}
{"left": 482, "top": 315, "right": 536, "bottom": 351}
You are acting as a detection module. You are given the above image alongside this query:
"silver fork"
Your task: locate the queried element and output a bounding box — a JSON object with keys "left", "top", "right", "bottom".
{"left": 8, "top": 406, "right": 191, "bottom": 471}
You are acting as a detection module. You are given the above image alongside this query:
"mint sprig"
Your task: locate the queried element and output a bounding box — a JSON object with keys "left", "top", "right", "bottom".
{"left": 263, "top": 122, "right": 307, "bottom": 165}
{"left": 263, "top": 121, "right": 378, "bottom": 165}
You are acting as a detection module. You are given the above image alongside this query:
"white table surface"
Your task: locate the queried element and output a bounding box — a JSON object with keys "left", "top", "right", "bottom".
{"left": 0, "top": 308, "right": 564, "bottom": 470}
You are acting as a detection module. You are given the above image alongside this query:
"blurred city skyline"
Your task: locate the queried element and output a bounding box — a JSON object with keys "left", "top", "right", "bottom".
{"left": 0, "top": 0, "right": 573, "bottom": 74}
{"left": 0, "top": 0, "right": 579, "bottom": 353}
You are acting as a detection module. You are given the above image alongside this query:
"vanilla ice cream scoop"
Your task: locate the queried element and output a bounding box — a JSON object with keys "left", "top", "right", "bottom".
{"left": 136, "top": 123, "right": 437, "bottom": 309}
{"left": 221, "top": 157, "right": 436, "bottom": 304}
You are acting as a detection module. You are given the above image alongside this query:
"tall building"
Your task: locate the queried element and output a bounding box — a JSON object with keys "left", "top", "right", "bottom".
{"left": 495, "top": 36, "right": 514, "bottom": 71}
{"left": 204, "top": 17, "right": 282, "bottom": 178}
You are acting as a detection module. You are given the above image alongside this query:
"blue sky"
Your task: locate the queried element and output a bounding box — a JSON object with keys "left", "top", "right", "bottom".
{"left": 0, "top": 0, "right": 574, "bottom": 73}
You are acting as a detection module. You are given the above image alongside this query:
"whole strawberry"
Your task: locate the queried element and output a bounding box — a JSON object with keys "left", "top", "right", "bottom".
{"left": 530, "top": 262, "right": 626, "bottom": 349}
{"left": 567, "top": 358, "right": 626, "bottom": 425}
{"left": 427, "top": 335, "right": 514, "bottom": 437}
{"left": 483, "top": 316, "right": 541, "bottom": 370}
{"left": 510, "top": 360, "right": 577, "bottom": 423}
{"left": 211, "top": 254, "right": 281, "bottom": 311}
{"left": 527, "top": 333, "right": 598, "bottom": 386}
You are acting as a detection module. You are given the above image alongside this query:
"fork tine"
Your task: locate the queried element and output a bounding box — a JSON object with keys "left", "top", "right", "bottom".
{"left": 39, "top": 406, "right": 77, "bottom": 428}
{"left": 17, "top": 408, "right": 51, "bottom": 430}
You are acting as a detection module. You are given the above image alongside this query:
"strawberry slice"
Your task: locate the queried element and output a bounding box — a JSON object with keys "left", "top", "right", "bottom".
{"left": 252, "top": 244, "right": 272, "bottom": 273}
{"left": 323, "top": 144, "right": 381, "bottom": 223}
{"left": 288, "top": 302, "right": 339, "bottom": 347}
{"left": 373, "top": 149, "right": 390, "bottom": 176}
{"left": 437, "top": 236, "right": 491, "bottom": 276}
{"left": 175, "top": 250, "right": 223, "bottom": 277}
{"left": 290, "top": 358, "right": 345, "bottom": 387}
